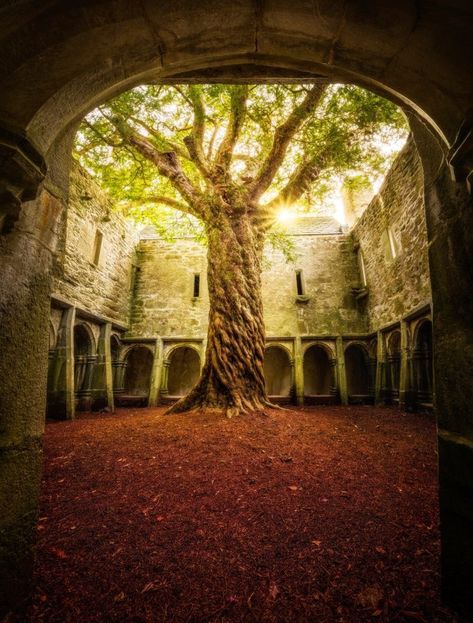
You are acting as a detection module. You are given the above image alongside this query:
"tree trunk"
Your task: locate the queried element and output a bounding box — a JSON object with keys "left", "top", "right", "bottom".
{"left": 167, "top": 213, "right": 269, "bottom": 417}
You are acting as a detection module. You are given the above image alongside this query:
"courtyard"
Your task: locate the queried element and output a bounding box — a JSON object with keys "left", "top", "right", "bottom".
{"left": 24, "top": 406, "right": 457, "bottom": 623}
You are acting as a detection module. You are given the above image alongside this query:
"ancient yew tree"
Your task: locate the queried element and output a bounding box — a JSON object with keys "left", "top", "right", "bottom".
{"left": 77, "top": 82, "right": 405, "bottom": 416}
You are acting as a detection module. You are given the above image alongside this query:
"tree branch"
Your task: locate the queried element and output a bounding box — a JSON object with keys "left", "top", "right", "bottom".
{"left": 266, "top": 154, "right": 327, "bottom": 211}
{"left": 129, "top": 195, "right": 193, "bottom": 214}
{"left": 213, "top": 85, "right": 249, "bottom": 177}
{"left": 248, "top": 81, "right": 328, "bottom": 201}
{"left": 111, "top": 115, "right": 204, "bottom": 218}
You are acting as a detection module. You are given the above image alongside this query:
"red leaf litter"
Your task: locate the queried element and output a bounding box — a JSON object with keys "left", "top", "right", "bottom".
{"left": 21, "top": 406, "right": 462, "bottom": 622}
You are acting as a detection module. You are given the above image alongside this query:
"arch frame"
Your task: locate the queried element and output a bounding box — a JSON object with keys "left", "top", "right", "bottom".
{"left": 302, "top": 340, "right": 336, "bottom": 360}
{"left": 73, "top": 321, "right": 96, "bottom": 356}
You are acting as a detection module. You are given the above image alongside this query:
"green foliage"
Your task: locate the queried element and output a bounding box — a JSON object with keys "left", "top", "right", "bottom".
{"left": 75, "top": 82, "right": 408, "bottom": 238}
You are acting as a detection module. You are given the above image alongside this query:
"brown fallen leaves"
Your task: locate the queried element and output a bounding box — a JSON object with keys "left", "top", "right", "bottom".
{"left": 21, "top": 405, "right": 461, "bottom": 623}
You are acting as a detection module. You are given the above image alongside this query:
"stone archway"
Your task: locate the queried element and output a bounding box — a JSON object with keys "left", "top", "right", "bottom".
{"left": 263, "top": 345, "right": 293, "bottom": 403}
{"left": 167, "top": 346, "right": 201, "bottom": 398}
{"left": 1, "top": 1, "right": 473, "bottom": 614}
{"left": 303, "top": 345, "right": 336, "bottom": 404}
{"left": 345, "top": 344, "right": 370, "bottom": 403}
{"left": 122, "top": 346, "right": 154, "bottom": 406}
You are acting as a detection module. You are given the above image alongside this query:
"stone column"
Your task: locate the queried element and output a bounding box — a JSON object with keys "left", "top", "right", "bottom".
{"left": 103, "top": 324, "right": 114, "bottom": 412}
{"left": 335, "top": 337, "right": 348, "bottom": 405}
{"left": 54, "top": 305, "right": 76, "bottom": 419}
{"left": 77, "top": 354, "right": 97, "bottom": 411}
{"left": 293, "top": 336, "right": 304, "bottom": 406}
{"left": 92, "top": 323, "right": 114, "bottom": 412}
{"left": 0, "top": 188, "right": 62, "bottom": 614}
{"left": 329, "top": 358, "right": 338, "bottom": 397}
{"left": 160, "top": 359, "right": 171, "bottom": 399}
{"left": 411, "top": 114, "right": 473, "bottom": 611}
{"left": 374, "top": 331, "right": 384, "bottom": 405}
{"left": 149, "top": 338, "right": 163, "bottom": 407}
{"left": 398, "top": 320, "right": 410, "bottom": 409}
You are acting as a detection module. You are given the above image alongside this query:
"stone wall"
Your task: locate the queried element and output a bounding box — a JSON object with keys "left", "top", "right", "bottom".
{"left": 352, "top": 137, "right": 431, "bottom": 330}
{"left": 130, "top": 218, "right": 366, "bottom": 339}
{"left": 53, "top": 164, "right": 137, "bottom": 324}
{"left": 129, "top": 236, "right": 209, "bottom": 338}
{"left": 262, "top": 230, "right": 366, "bottom": 336}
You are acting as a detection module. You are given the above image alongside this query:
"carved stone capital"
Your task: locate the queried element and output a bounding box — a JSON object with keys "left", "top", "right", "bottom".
{"left": 0, "top": 124, "right": 47, "bottom": 231}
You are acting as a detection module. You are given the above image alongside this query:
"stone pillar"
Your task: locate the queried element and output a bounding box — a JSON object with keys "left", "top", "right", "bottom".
{"left": 149, "top": 338, "right": 163, "bottom": 407}
{"left": 160, "top": 359, "right": 171, "bottom": 399}
{"left": 0, "top": 189, "right": 62, "bottom": 615}
{"left": 76, "top": 354, "right": 97, "bottom": 411}
{"left": 293, "top": 336, "right": 304, "bottom": 406}
{"left": 398, "top": 320, "right": 409, "bottom": 409}
{"left": 411, "top": 113, "right": 473, "bottom": 612}
{"left": 335, "top": 337, "right": 348, "bottom": 405}
{"left": 329, "top": 358, "right": 338, "bottom": 397}
{"left": 103, "top": 324, "right": 114, "bottom": 412}
{"left": 92, "top": 323, "right": 114, "bottom": 411}
{"left": 374, "top": 331, "right": 384, "bottom": 405}
{"left": 52, "top": 305, "right": 76, "bottom": 419}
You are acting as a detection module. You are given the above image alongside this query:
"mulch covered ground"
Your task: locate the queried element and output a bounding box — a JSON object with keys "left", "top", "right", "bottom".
{"left": 24, "top": 406, "right": 461, "bottom": 623}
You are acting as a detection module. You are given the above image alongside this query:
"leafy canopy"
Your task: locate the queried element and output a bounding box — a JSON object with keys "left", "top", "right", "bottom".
{"left": 75, "top": 83, "right": 408, "bottom": 239}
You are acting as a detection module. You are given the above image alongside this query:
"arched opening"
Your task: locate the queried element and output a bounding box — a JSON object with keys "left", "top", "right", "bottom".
{"left": 263, "top": 346, "right": 292, "bottom": 404}
{"left": 73, "top": 324, "right": 95, "bottom": 411}
{"left": 303, "top": 345, "right": 336, "bottom": 405}
{"left": 385, "top": 331, "right": 401, "bottom": 404}
{"left": 122, "top": 346, "right": 153, "bottom": 406}
{"left": 2, "top": 3, "right": 473, "bottom": 615}
{"left": 413, "top": 320, "right": 434, "bottom": 408}
{"left": 345, "top": 344, "right": 370, "bottom": 403}
{"left": 167, "top": 347, "right": 200, "bottom": 397}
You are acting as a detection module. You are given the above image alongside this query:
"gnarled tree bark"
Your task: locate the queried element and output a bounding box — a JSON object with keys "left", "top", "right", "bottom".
{"left": 167, "top": 213, "right": 269, "bottom": 417}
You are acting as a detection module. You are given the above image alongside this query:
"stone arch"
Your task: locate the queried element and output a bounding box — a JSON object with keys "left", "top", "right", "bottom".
{"left": 303, "top": 344, "right": 336, "bottom": 404}
{"left": 110, "top": 334, "right": 121, "bottom": 361}
{"left": 263, "top": 345, "right": 293, "bottom": 402}
{"left": 48, "top": 322, "right": 56, "bottom": 350}
{"left": 413, "top": 319, "right": 434, "bottom": 406}
{"left": 345, "top": 343, "right": 370, "bottom": 402}
{"left": 2, "top": 1, "right": 467, "bottom": 162}
{"left": 166, "top": 345, "right": 201, "bottom": 397}
{"left": 2, "top": 2, "right": 473, "bottom": 613}
{"left": 123, "top": 345, "right": 154, "bottom": 403}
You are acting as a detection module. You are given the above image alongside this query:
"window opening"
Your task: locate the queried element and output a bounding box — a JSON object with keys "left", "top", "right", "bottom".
{"left": 193, "top": 273, "right": 201, "bottom": 298}
{"left": 295, "top": 270, "right": 305, "bottom": 296}
{"left": 92, "top": 230, "right": 103, "bottom": 265}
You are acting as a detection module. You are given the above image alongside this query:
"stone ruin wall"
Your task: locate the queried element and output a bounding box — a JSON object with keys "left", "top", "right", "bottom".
{"left": 128, "top": 229, "right": 367, "bottom": 339}
{"left": 352, "top": 137, "right": 431, "bottom": 330}
{"left": 53, "top": 136, "right": 431, "bottom": 340}
{"left": 52, "top": 164, "right": 138, "bottom": 325}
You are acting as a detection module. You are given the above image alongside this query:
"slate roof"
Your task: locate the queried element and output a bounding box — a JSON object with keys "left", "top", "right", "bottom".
{"left": 139, "top": 215, "right": 343, "bottom": 239}
{"left": 279, "top": 215, "right": 343, "bottom": 235}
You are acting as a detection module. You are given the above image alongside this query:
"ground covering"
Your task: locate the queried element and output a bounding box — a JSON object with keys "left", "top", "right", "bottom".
{"left": 23, "top": 406, "right": 460, "bottom": 622}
